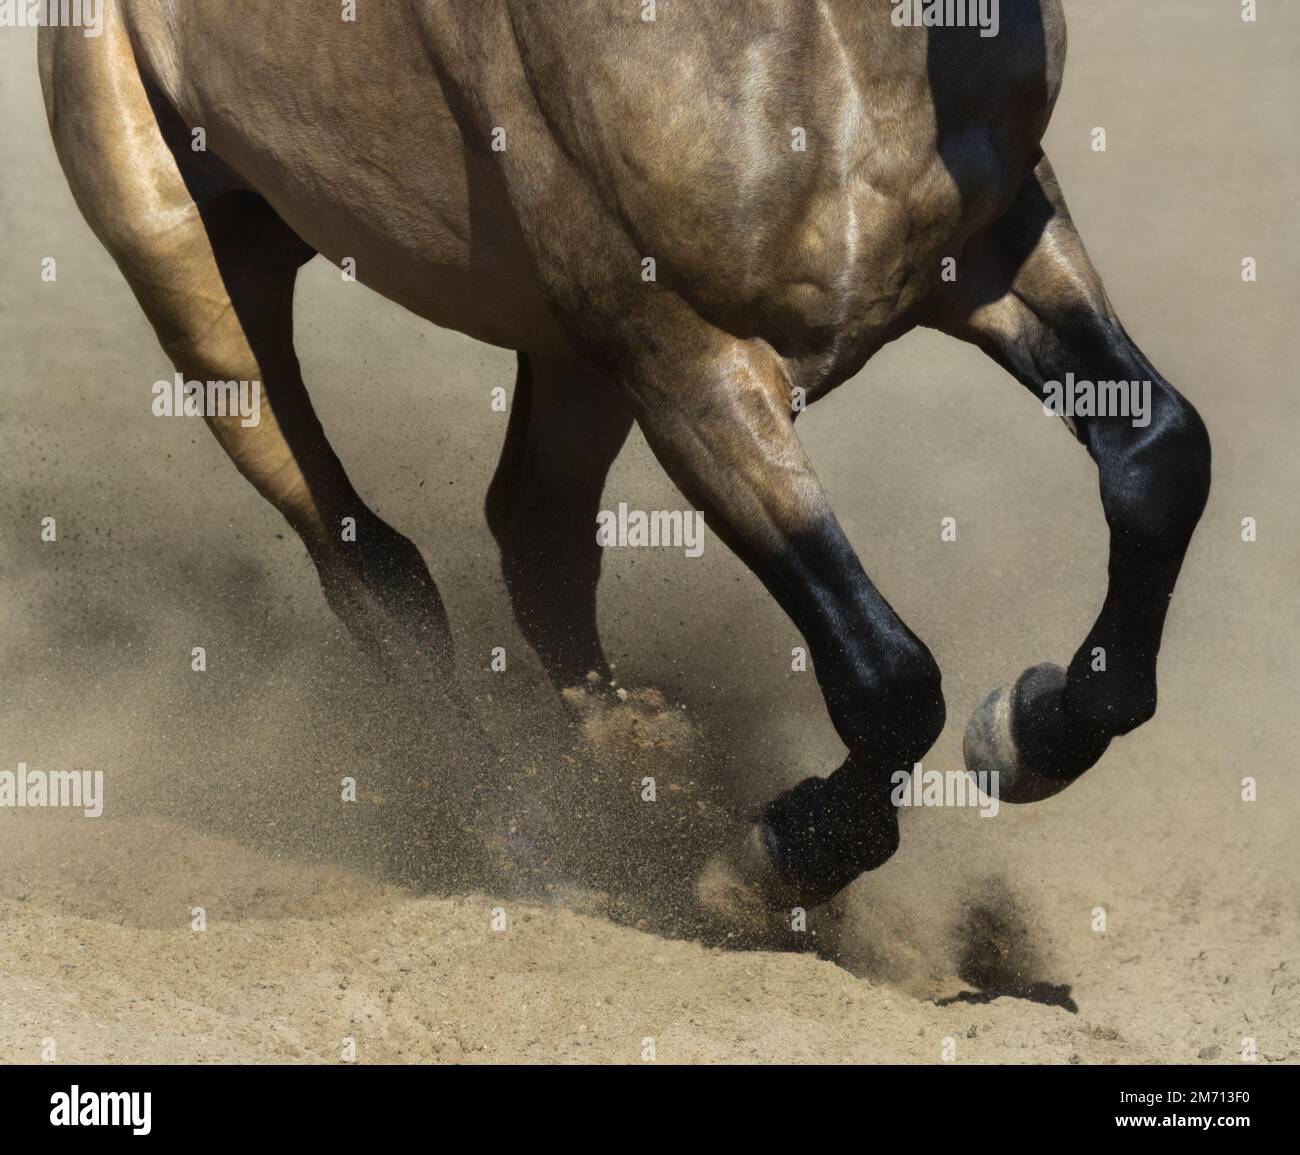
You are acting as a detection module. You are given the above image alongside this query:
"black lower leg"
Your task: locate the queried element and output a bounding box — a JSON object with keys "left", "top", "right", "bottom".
{"left": 486, "top": 355, "right": 633, "bottom": 687}
{"left": 1005, "top": 322, "right": 1211, "bottom": 783}
{"left": 741, "top": 525, "right": 946, "bottom": 901}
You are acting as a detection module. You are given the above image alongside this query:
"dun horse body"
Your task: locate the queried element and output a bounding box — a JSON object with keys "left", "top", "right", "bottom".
{"left": 39, "top": 1, "right": 1210, "bottom": 914}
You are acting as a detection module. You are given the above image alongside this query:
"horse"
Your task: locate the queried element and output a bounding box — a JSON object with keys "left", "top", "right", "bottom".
{"left": 39, "top": 0, "right": 1210, "bottom": 917}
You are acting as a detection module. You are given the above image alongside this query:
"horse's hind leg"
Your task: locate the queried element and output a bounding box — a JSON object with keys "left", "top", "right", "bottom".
{"left": 40, "top": 27, "right": 450, "bottom": 674}
{"left": 935, "top": 153, "right": 1211, "bottom": 800}
{"left": 168, "top": 194, "right": 452, "bottom": 675}
{"left": 485, "top": 354, "right": 633, "bottom": 688}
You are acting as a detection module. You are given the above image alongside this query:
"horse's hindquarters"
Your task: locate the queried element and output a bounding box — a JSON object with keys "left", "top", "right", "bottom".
{"left": 110, "top": 0, "right": 567, "bottom": 355}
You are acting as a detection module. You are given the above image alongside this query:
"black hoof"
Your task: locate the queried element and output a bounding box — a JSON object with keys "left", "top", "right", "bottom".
{"left": 702, "top": 768, "right": 902, "bottom": 912}
{"left": 695, "top": 824, "right": 801, "bottom": 929}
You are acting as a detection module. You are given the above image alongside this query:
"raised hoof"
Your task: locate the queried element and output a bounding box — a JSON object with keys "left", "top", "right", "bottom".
{"left": 963, "top": 662, "right": 1098, "bottom": 803}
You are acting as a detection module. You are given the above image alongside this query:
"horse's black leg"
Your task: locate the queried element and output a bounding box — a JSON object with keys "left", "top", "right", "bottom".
{"left": 935, "top": 153, "right": 1211, "bottom": 801}
{"left": 486, "top": 353, "right": 634, "bottom": 688}
{"left": 615, "top": 332, "right": 945, "bottom": 912}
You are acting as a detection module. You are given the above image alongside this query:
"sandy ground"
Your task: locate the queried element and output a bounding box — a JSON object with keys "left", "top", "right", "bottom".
{"left": 1, "top": 2, "right": 1297, "bottom": 1064}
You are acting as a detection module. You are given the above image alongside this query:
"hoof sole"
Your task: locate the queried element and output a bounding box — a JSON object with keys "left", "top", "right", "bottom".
{"left": 963, "top": 662, "right": 1078, "bottom": 803}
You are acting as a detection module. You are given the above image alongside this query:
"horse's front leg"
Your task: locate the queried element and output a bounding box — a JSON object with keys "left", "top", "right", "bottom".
{"left": 612, "top": 327, "right": 946, "bottom": 914}
{"left": 935, "top": 153, "right": 1212, "bottom": 801}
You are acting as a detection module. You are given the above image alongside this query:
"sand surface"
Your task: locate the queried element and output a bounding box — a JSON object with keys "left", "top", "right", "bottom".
{"left": 1, "top": 1, "right": 1297, "bottom": 1064}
